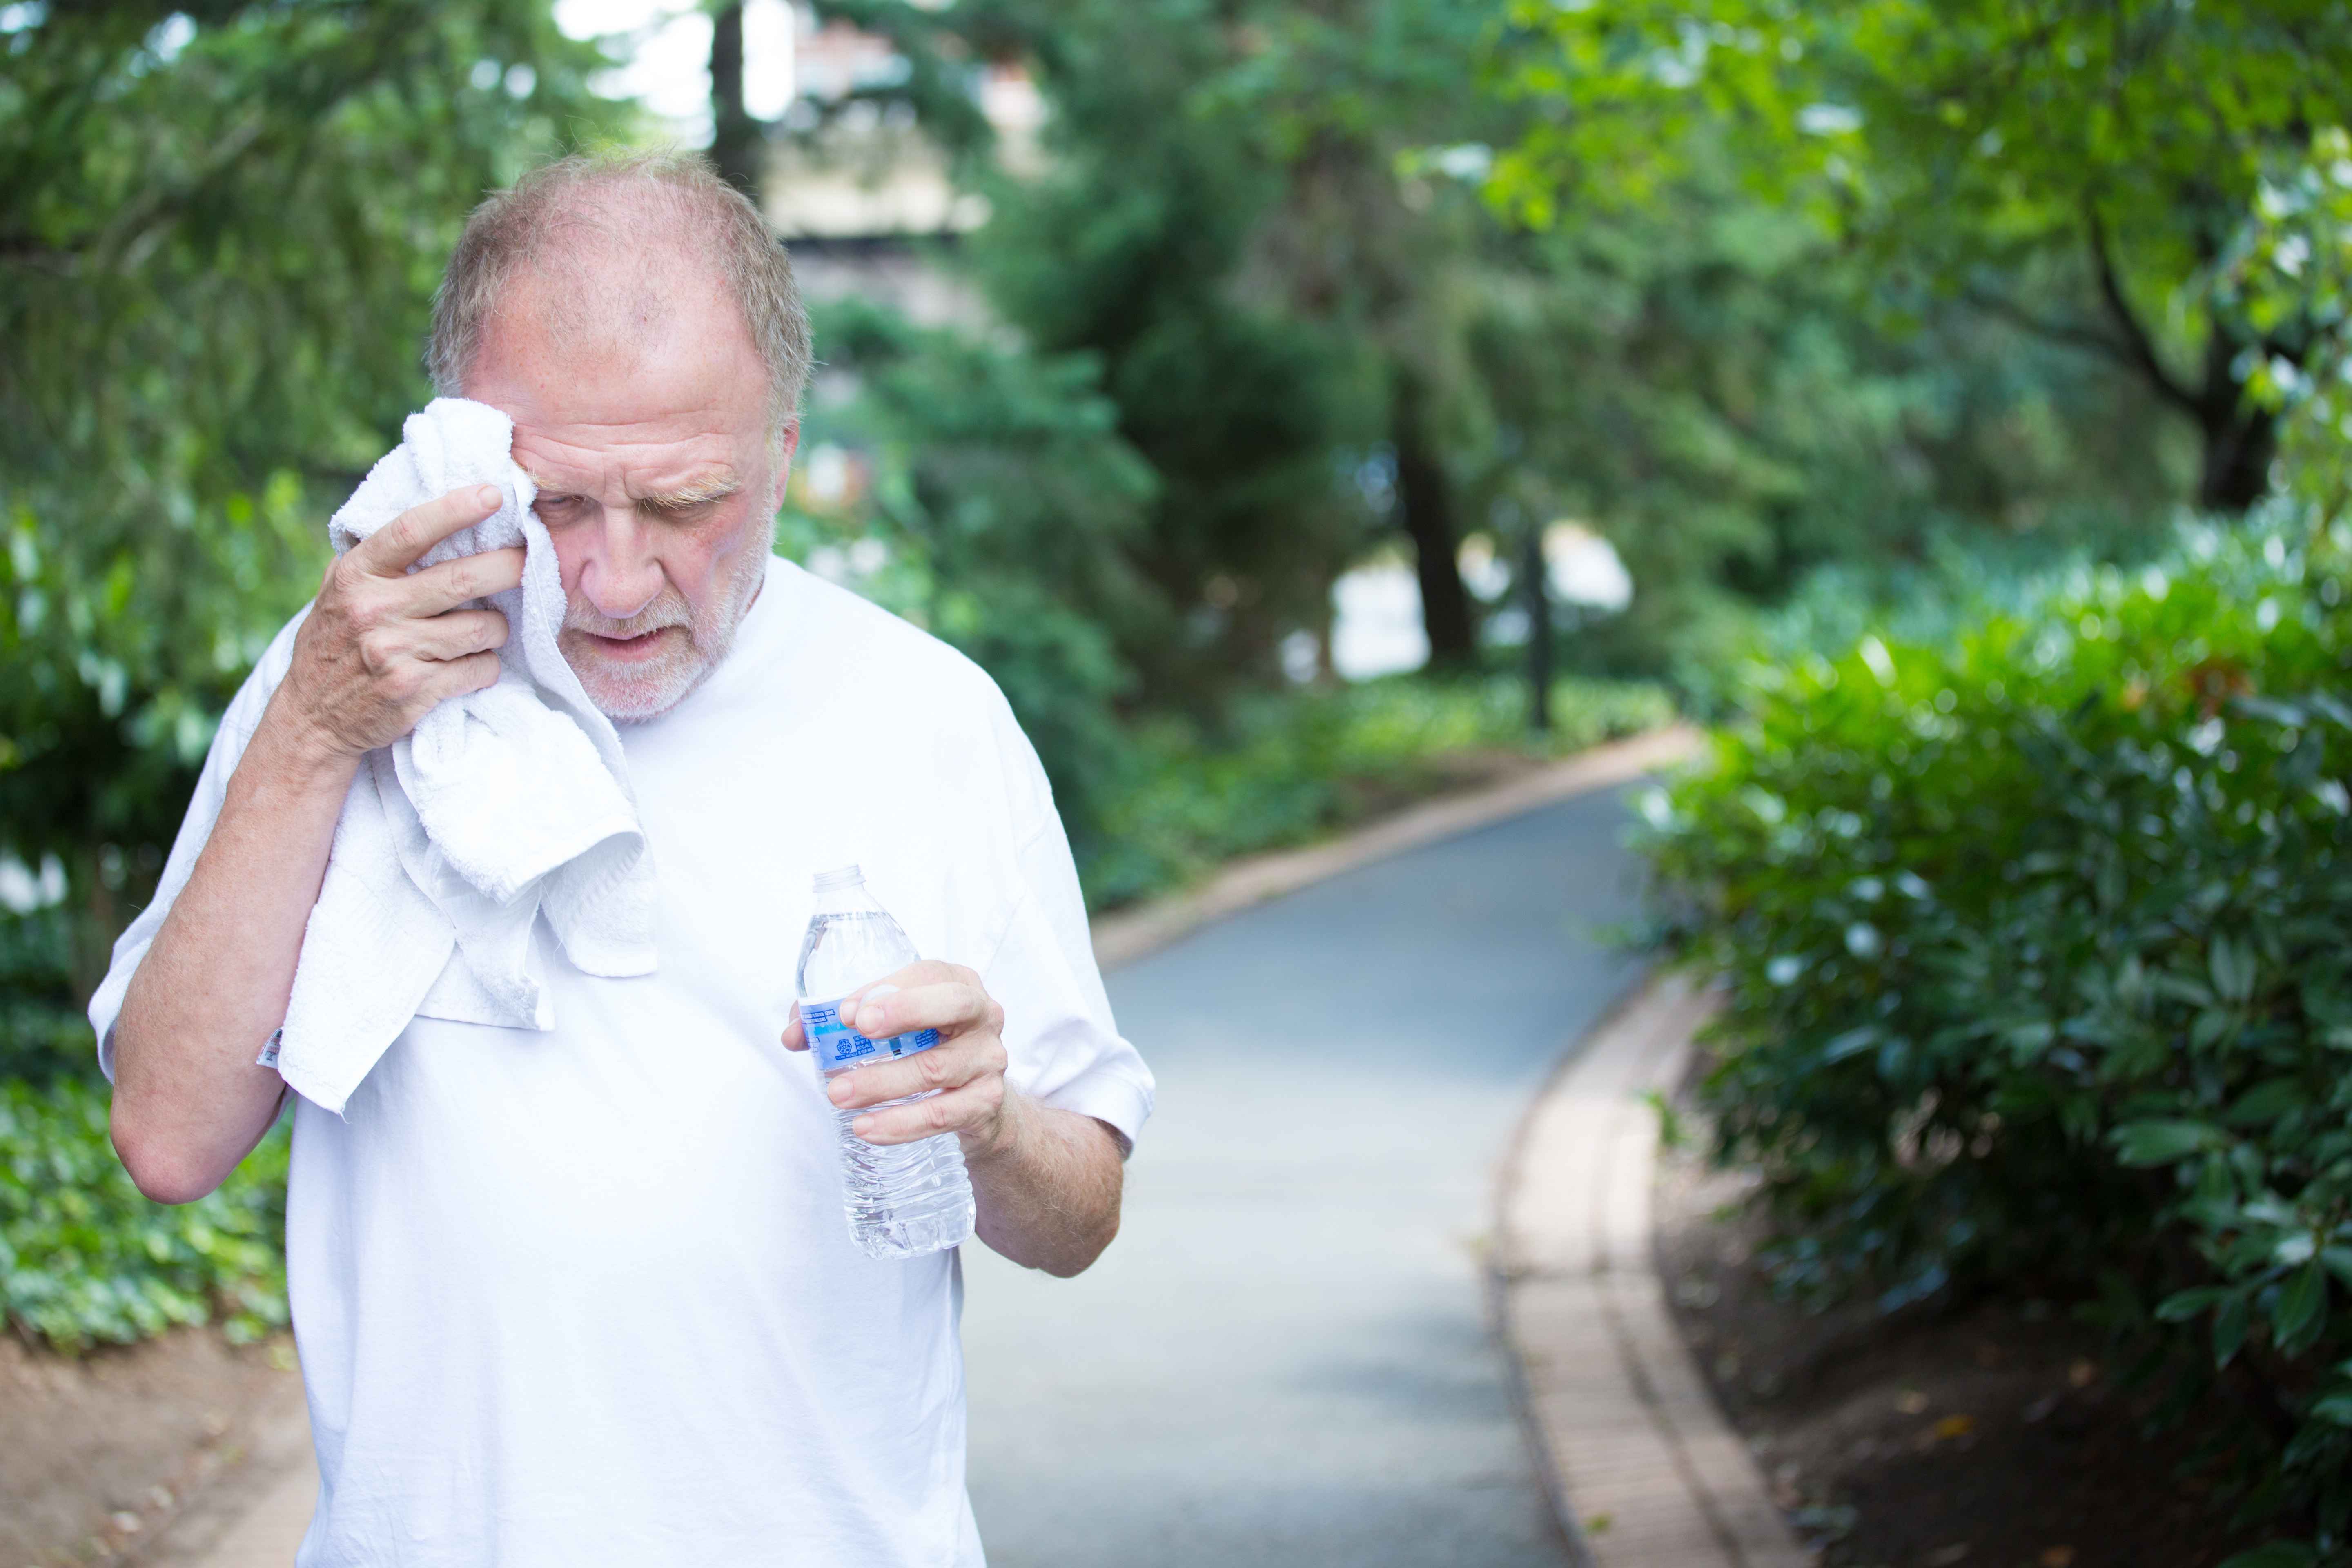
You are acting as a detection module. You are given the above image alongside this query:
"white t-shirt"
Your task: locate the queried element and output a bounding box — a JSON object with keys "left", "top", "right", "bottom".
{"left": 88, "top": 557, "right": 1154, "bottom": 1568}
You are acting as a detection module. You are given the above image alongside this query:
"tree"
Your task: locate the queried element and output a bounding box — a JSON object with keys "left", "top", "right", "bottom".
{"left": 1199, "top": 0, "right": 1516, "bottom": 669}
{"left": 797, "top": 0, "right": 2209, "bottom": 693}
{"left": 1490, "top": 0, "right": 2352, "bottom": 512}
{"left": 812, "top": 0, "right": 1376, "bottom": 704}
{"left": 0, "top": 0, "right": 624, "bottom": 1009}
{"left": 2225, "top": 126, "right": 2352, "bottom": 526}
{"left": 708, "top": 3, "right": 765, "bottom": 197}
{"left": 777, "top": 299, "right": 1160, "bottom": 851}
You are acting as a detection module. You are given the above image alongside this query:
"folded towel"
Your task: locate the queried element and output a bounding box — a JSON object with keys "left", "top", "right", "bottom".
{"left": 278, "top": 398, "right": 657, "bottom": 1114}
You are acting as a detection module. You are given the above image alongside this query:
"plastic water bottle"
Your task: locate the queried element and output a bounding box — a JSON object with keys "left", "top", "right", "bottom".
{"left": 795, "top": 865, "right": 975, "bottom": 1260}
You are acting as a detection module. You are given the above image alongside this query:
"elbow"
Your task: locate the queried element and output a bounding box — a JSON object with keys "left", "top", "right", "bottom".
{"left": 109, "top": 1102, "right": 228, "bottom": 1206}
{"left": 1042, "top": 1210, "right": 1121, "bottom": 1280}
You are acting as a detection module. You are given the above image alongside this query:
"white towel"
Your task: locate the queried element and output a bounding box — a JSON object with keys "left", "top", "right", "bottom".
{"left": 278, "top": 398, "right": 656, "bottom": 1114}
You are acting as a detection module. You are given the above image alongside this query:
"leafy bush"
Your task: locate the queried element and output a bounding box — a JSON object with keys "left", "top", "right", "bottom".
{"left": 1639, "top": 514, "right": 2352, "bottom": 1558}
{"left": 1, "top": 1072, "right": 289, "bottom": 1352}
{"left": 0, "top": 899, "right": 93, "bottom": 1086}
{"left": 1085, "top": 672, "right": 1673, "bottom": 908}
{"left": 0, "top": 875, "right": 291, "bottom": 1352}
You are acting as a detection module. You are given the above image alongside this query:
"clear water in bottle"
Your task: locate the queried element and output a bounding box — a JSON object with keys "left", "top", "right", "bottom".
{"left": 794, "top": 865, "right": 975, "bottom": 1260}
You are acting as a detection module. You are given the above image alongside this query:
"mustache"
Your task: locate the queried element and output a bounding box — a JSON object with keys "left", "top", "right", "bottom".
{"left": 562, "top": 591, "right": 693, "bottom": 640}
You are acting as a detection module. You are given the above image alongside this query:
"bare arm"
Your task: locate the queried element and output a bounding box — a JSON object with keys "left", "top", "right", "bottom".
{"left": 109, "top": 487, "right": 522, "bottom": 1203}
{"left": 109, "top": 719, "right": 357, "bottom": 1202}
{"left": 782, "top": 963, "right": 1127, "bottom": 1276}
{"left": 966, "top": 1097, "right": 1124, "bottom": 1277}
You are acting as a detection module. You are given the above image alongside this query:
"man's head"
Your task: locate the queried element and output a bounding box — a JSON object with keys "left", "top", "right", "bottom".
{"left": 428, "top": 151, "right": 812, "bottom": 722}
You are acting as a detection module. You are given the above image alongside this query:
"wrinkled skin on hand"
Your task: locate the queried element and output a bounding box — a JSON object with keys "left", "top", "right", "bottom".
{"left": 275, "top": 485, "right": 523, "bottom": 762}
{"left": 780, "top": 959, "right": 1019, "bottom": 1158}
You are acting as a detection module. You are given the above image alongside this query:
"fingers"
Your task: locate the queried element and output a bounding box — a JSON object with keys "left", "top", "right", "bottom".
{"left": 828, "top": 1029, "right": 1007, "bottom": 1112}
{"left": 847, "top": 1077, "right": 1007, "bottom": 1147}
{"left": 849, "top": 967, "right": 996, "bottom": 1043}
{"left": 840, "top": 960, "right": 964, "bottom": 1011}
{"left": 419, "top": 650, "right": 503, "bottom": 703}
{"left": 407, "top": 608, "right": 510, "bottom": 662}
{"left": 404, "top": 546, "right": 526, "bottom": 616}
{"left": 783, "top": 965, "right": 962, "bottom": 1054}
{"left": 352, "top": 486, "right": 505, "bottom": 575}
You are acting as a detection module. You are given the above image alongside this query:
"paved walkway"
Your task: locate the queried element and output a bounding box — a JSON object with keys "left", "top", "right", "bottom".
{"left": 961, "top": 782, "right": 1656, "bottom": 1566}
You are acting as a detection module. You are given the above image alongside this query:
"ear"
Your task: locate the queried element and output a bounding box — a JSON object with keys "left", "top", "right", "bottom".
{"left": 767, "top": 420, "right": 801, "bottom": 513}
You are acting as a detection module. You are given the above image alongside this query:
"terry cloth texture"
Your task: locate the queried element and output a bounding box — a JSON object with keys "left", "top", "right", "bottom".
{"left": 283, "top": 397, "right": 655, "bottom": 1114}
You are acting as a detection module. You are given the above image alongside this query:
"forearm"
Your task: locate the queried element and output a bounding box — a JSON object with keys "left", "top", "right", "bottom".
{"left": 966, "top": 1094, "right": 1125, "bottom": 1277}
{"left": 110, "top": 706, "right": 356, "bottom": 1202}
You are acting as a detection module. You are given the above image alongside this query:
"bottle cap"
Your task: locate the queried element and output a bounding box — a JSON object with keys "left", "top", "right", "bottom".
{"left": 812, "top": 864, "right": 864, "bottom": 892}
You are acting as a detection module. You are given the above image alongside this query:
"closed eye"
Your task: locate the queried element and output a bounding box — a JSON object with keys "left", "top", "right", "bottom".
{"left": 640, "top": 482, "right": 740, "bottom": 520}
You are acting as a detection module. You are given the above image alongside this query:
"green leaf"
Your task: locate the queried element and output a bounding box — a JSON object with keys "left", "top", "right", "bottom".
{"left": 2112, "top": 1120, "right": 2223, "bottom": 1167}
{"left": 2226, "top": 1078, "right": 2310, "bottom": 1127}
{"left": 2210, "top": 934, "right": 2257, "bottom": 1003}
{"left": 2216, "top": 1291, "right": 2252, "bottom": 1368}
{"left": 2191, "top": 1008, "right": 2238, "bottom": 1050}
{"left": 2156, "top": 1285, "right": 2231, "bottom": 1322}
{"left": 2272, "top": 1261, "right": 2330, "bottom": 1354}
{"left": 1820, "top": 1025, "right": 1880, "bottom": 1064}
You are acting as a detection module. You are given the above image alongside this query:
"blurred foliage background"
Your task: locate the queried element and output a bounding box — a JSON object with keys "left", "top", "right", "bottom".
{"left": 3, "top": 4, "right": 2351, "bottom": 1550}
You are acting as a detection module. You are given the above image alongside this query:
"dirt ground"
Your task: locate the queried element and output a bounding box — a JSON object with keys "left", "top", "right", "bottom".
{"left": 0, "top": 1327, "right": 308, "bottom": 1566}
{"left": 1651, "top": 1105, "right": 2263, "bottom": 1568}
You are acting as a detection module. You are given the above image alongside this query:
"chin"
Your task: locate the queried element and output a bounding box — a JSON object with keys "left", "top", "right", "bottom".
{"left": 570, "top": 648, "right": 713, "bottom": 724}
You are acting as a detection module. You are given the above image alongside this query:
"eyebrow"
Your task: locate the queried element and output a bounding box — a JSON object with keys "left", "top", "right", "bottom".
{"left": 524, "top": 468, "right": 742, "bottom": 510}
{"left": 636, "top": 472, "right": 741, "bottom": 511}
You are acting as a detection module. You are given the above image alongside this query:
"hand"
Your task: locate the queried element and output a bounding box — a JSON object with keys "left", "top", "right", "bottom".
{"left": 782, "top": 960, "right": 1020, "bottom": 1160}
{"left": 270, "top": 486, "right": 525, "bottom": 763}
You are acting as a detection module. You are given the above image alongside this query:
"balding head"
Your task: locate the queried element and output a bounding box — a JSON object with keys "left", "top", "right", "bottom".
{"left": 435, "top": 153, "right": 809, "bottom": 724}
{"left": 428, "top": 151, "right": 812, "bottom": 441}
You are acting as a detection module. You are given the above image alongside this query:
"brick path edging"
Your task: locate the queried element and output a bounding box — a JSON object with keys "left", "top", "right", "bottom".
{"left": 1494, "top": 974, "right": 1815, "bottom": 1568}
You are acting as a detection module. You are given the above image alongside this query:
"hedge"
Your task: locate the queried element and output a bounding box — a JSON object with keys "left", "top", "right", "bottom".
{"left": 1638, "top": 517, "right": 2352, "bottom": 1561}
{"left": 1, "top": 1073, "right": 289, "bottom": 1352}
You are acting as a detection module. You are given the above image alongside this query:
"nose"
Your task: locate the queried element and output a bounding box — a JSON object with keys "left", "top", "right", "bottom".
{"left": 572, "top": 504, "right": 665, "bottom": 621}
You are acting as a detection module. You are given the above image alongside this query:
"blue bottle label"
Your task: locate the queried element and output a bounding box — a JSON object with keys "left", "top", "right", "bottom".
{"left": 802, "top": 996, "right": 942, "bottom": 1074}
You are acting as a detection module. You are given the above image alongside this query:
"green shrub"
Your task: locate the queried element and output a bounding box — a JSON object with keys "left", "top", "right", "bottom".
{"left": 1084, "top": 672, "right": 1674, "bottom": 908}
{"left": 0, "top": 901, "right": 94, "bottom": 1086}
{"left": 0, "top": 1070, "right": 289, "bottom": 1352}
{"left": 1639, "top": 514, "right": 2352, "bottom": 1558}
{"left": 0, "top": 895, "right": 290, "bottom": 1352}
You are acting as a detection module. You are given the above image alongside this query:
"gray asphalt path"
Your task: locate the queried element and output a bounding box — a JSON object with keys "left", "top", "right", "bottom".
{"left": 962, "top": 785, "right": 1651, "bottom": 1568}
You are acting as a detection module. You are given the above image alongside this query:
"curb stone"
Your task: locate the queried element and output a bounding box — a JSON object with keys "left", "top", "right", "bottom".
{"left": 178, "top": 723, "right": 1702, "bottom": 1567}
{"left": 1495, "top": 974, "right": 1814, "bottom": 1568}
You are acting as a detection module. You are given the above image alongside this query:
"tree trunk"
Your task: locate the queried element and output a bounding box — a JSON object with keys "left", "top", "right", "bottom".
{"left": 2078, "top": 216, "right": 2281, "bottom": 515}
{"left": 2194, "top": 329, "right": 2281, "bottom": 512}
{"left": 1522, "top": 525, "right": 1552, "bottom": 733}
{"left": 1391, "top": 372, "right": 1477, "bottom": 669}
{"left": 709, "top": 4, "right": 764, "bottom": 200}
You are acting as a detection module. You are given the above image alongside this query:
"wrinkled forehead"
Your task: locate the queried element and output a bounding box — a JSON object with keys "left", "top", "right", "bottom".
{"left": 467, "top": 249, "right": 771, "bottom": 475}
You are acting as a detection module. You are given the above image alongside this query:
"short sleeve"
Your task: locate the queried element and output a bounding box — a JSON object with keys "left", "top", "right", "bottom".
{"left": 86, "top": 612, "right": 306, "bottom": 1080}
{"left": 978, "top": 728, "right": 1154, "bottom": 1154}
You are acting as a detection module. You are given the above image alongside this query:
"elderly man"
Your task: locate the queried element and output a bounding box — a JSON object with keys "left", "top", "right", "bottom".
{"left": 90, "top": 152, "right": 1152, "bottom": 1566}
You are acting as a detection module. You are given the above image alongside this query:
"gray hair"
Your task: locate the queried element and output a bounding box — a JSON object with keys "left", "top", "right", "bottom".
{"left": 427, "top": 149, "right": 812, "bottom": 437}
